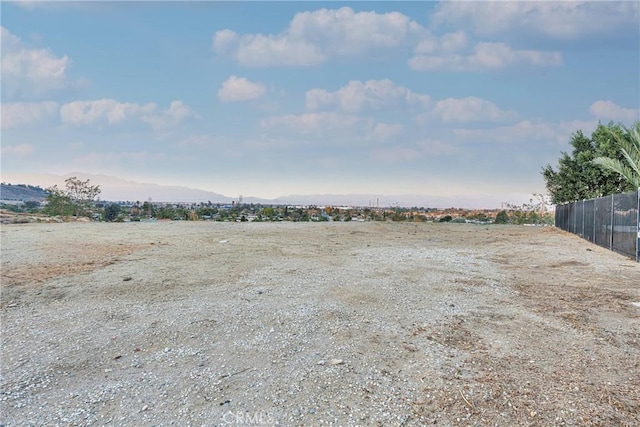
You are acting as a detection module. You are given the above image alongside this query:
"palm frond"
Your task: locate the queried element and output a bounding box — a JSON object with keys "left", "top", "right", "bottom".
{"left": 613, "top": 124, "right": 640, "bottom": 176}
{"left": 593, "top": 122, "right": 640, "bottom": 189}
{"left": 593, "top": 156, "right": 640, "bottom": 188}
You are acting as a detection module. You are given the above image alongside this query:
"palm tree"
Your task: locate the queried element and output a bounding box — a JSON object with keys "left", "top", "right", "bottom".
{"left": 593, "top": 122, "right": 640, "bottom": 188}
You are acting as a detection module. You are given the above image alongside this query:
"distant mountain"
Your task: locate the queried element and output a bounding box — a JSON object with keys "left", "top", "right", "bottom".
{"left": 1, "top": 172, "right": 533, "bottom": 208}
{"left": 0, "top": 183, "right": 48, "bottom": 202}
{"left": 1, "top": 172, "right": 234, "bottom": 203}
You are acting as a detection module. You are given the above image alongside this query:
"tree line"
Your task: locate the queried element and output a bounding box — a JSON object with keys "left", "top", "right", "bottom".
{"left": 542, "top": 122, "right": 640, "bottom": 204}
{"left": 6, "top": 176, "right": 551, "bottom": 224}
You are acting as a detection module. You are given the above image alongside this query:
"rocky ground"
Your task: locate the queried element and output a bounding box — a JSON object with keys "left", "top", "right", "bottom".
{"left": 1, "top": 221, "right": 639, "bottom": 426}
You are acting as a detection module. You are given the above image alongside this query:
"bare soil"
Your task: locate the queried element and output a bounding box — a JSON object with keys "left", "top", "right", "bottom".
{"left": 1, "top": 221, "right": 639, "bottom": 426}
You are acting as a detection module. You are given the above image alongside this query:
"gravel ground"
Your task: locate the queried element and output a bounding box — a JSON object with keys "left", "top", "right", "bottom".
{"left": 1, "top": 221, "right": 639, "bottom": 426}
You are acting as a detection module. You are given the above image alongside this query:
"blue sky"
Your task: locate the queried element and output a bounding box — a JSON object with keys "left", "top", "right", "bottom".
{"left": 2, "top": 1, "right": 639, "bottom": 203}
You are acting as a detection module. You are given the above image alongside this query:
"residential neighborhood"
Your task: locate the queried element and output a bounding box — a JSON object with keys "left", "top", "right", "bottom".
{"left": 0, "top": 183, "right": 552, "bottom": 226}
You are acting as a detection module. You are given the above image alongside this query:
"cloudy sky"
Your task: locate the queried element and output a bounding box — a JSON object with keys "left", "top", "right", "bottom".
{"left": 2, "top": 1, "right": 639, "bottom": 203}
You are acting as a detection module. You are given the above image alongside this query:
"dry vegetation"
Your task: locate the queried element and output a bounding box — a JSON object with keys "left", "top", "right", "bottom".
{"left": 1, "top": 221, "right": 639, "bottom": 426}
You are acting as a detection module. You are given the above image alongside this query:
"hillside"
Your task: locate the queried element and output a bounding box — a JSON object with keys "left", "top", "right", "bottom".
{"left": 1, "top": 173, "right": 235, "bottom": 204}
{"left": 0, "top": 183, "right": 48, "bottom": 202}
{"left": 1, "top": 173, "right": 536, "bottom": 208}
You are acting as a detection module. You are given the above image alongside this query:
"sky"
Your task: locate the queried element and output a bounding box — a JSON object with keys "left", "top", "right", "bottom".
{"left": 1, "top": 1, "right": 639, "bottom": 204}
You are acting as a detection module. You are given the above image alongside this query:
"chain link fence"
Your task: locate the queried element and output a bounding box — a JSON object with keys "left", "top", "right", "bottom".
{"left": 555, "top": 190, "right": 640, "bottom": 261}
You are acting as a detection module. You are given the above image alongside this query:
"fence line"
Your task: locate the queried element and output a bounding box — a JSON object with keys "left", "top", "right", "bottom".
{"left": 555, "top": 189, "right": 640, "bottom": 262}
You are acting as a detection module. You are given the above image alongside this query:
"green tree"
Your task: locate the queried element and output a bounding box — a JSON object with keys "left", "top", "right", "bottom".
{"left": 261, "top": 206, "right": 275, "bottom": 219}
{"left": 104, "top": 203, "right": 121, "bottom": 222}
{"left": 44, "top": 177, "right": 101, "bottom": 217}
{"left": 23, "top": 200, "right": 41, "bottom": 212}
{"left": 542, "top": 123, "right": 635, "bottom": 204}
{"left": 494, "top": 210, "right": 509, "bottom": 224}
{"left": 156, "top": 206, "right": 176, "bottom": 219}
{"left": 141, "top": 201, "right": 155, "bottom": 217}
{"left": 196, "top": 206, "right": 217, "bottom": 219}
{"left": 43, "top": 188, "right": 74, "bottom": 216}
{"left": 592, "top": 122, "right": 640, "bottom": 188}
{"left": 174, "top": 207, "right": 189, "bottom": 220}
{"left": 391, "top": 209, "right": 406, "bottom": 221}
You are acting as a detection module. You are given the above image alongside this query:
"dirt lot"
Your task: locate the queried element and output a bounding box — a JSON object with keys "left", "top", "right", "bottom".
{"left": 1, "top": 221, "right": 639, "bottom": 426}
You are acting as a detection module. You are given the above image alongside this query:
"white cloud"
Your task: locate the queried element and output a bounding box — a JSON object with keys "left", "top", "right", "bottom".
{"left": 453, "top": 120, "right": 557, "bottom": 143}
{"left": 212, "top": 7, "right": 422, "bottom": 67}
{"left": 304, "top": 88, "right": 335, "bottom": 111}
{"left": 1, "top": 26, "right": 22, "bottom": 51}
{"left": 214, "top": 30, "right": 325, "bottom": 67}
{"left": 556, "top": 120, "right": 600, "bottom": 139}
{"left": 218, "top": 76, "right": 266, "bottom": 102}
{"left": 1, "top": 101, "right": 58, "bottom": 129}
{"left": 288, "top": 7, "right": 421, "bottom": 54}
{"left": 431, "top": 1, "right": 640, "bottom": 39}
{"left": 370, "top": 139, "right": 458, "bottom": 163}
{"left": 261, "top": 112, "right": 401, "bottom": 143}
{"left": 60, "top": 99, "right": 196, "bottom": 130}
{"left": 1, "top": 143, "right": 35, "bottom": 157}
{"left": 416, "top": 139, "right": 458, "bottom": 156}
{"left": 415, "top": 30, "right": 468, "bottom": 54}
{"left": 212, "top": 7, "right": 567, "bottom": 72}
{"left": 261, "top": 112, "right": 367, "bottom": 135}
{"left": 589, "top": 101, "right": 639, "bottom": 123}
{"left": 453, "top": 119, "right": 599, "bottom": 145}
{"left": 430, "top": 97, "right": 517, "bottom": 123}
{"left": 410, "top": 42, "right": 562, "bottom": 71}
{"left": 60, "top": 99, "right": 155, "bottom": 125}
{"left": 1, "top": 26, "right": 84, "bottom": 99}
{"left": 305, "top": 79, "right": 429, "bottom": 112}
{"left": 369, "top": 146, "right": 421, "bottom": 163}
{"left": 178, "top": 134, "right": 215, "bottom": 148}
{"left": 211, "top": 29, "right": 238, "bottom": 54}
{"left": 372, "top": 123, "right": 404, "bottom": 140}
{"left": 141, "top": 101, "right": 198, "bottom": 131}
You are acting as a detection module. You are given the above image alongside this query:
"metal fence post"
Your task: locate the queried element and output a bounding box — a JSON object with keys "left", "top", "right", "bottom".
{"left": 576, "top": 201, "right": 579, "bottom": 235}
{"left": 593, "top": 198, "right": 596, "bottom": 243}
{"left": 637, "top": 188, "right": 639, "bottom": 263}
{"left": 582, "top": 200, "right": 585, "bottom": 239}
{"left": 609, "top": 194, "right": 613, "bottom": 251}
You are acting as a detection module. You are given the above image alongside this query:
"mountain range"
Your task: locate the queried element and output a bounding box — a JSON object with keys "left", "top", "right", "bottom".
{"left": 1, "top": 172, "right": 534, "bottom": 209}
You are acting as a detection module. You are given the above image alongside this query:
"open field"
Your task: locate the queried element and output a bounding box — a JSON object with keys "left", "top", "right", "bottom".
{"left": 1, "top": 221, "right": 639, "bottom": 426}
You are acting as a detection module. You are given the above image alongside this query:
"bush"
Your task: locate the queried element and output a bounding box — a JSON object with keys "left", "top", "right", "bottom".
{"left": 494, "top": 210, "right": 509, "bottom": 224}
{"left": 104, "top": 204, "right": 121, "bottom": 222}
